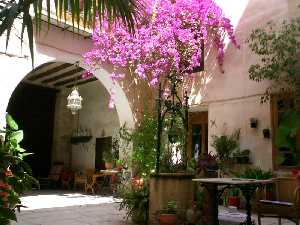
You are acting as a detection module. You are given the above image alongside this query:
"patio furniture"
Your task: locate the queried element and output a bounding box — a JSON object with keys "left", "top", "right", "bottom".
{"left": 61, "top": 170, "right": 74, "bottom": 189}
{"left": 192, "top": 178, "right": 273, "bottom": 225}
{"left": 256, "top": 177, "right": 300, "bottom": 225}
{"left": 84, "top": 169, "right": 121, "bottom": 194}
{"left": 74, "top": 171, "right": 87, "bottom": 190}
{"left": 85, "top": 169, "right": 96, "bottom": 194}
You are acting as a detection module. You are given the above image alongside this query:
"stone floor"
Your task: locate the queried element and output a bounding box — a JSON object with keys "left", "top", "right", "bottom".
{"left": 11, "top": 190, "right": 295, "bottom": 225}
{"left": 12, "top": 190, "right": 131, "bottom": 225}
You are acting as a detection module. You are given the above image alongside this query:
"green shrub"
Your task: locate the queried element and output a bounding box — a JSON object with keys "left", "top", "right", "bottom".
{"left": 0, "top": 114, "right": 37, "bottom": 224}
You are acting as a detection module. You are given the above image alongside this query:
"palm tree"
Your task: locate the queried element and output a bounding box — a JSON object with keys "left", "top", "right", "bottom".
{"left": 0, "top": 0, "right": 141, "bottom": 66}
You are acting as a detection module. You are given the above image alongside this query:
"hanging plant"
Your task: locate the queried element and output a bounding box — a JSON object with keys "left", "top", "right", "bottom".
{"left": 83, "top": 0, "right": 239, "bottom": 107}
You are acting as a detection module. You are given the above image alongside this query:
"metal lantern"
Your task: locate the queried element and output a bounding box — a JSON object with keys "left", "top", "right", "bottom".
{"left": 67, "top": 87, "right": 83, "bottom": 115}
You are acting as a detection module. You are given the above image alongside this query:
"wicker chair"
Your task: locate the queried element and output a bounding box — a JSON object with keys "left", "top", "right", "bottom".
{"left": 256, "top": 178, "right": 300, "bottom": 225}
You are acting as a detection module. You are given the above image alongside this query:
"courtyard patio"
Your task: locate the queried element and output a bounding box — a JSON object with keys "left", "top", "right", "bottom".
{"left": 11, "top": 190, "right": 294, "bottom": 225}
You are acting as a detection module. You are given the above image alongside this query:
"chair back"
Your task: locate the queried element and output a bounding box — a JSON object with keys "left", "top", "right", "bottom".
{"left": 85, "top": 169, "right": 95, "bottom": 183}
{"left": 275, "top": 177, "right": 300, "bottom": 202}
{"left": 294, "top": 186, "right": 300, "bottom": 206}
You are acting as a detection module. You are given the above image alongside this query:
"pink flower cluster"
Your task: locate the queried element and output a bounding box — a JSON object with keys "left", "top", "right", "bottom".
{"left": 83, "top": 0, "right": 239, "bottom": 106}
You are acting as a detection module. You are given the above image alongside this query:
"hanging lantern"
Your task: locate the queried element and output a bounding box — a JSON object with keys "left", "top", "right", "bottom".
{"left": 66, "top": 87, "right": 83, "bottom": 115}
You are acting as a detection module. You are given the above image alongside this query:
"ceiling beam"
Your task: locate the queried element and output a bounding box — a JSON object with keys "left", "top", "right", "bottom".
{"left": 66, "top": 77, "right": 97, "bottom": 88}
{"left": 53, "top": 74, "right": 84, "bottom": 86}
{"left": 41, "top": 67, "right": 84, "bottom": 84}
{"left": 28, "top": 63, "right": 73, "bottom": 81}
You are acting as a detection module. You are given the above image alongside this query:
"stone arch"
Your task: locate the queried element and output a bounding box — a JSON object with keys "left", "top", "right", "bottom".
{"left": 1, "top": 56, "right": 134, "bottom": 129}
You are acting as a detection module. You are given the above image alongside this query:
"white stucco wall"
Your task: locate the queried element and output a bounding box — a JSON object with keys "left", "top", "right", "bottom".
{"left": 189, "top": 0, "right": 299, "bottom": 170}
{"left": 52, "top": 81, "right": 120, "bottom": 170}
{"left": 71, "top": 82, "right": 120, "bottom": 170}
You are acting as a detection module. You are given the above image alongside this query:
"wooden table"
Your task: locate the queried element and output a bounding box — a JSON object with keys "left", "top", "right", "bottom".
{"left": 90, "top": 170, "right": 120, "bottom": 194}
{"left": 192, "top": 178, "right": 273, "bottom": 225}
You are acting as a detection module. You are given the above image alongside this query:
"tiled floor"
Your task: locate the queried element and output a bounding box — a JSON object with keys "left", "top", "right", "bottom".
{"left": 12, "top": 190, "right": 295, "bottom": 225}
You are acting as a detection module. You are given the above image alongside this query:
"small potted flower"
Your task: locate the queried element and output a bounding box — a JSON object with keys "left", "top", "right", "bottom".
{"left": 228, "top": 188, "right": 240, "bottom": 208}
{"left": 103, "top": 150, "right": 114, "bottom": 169}
{"left": 159, "top": 201, "right": 177, "bottom": 225}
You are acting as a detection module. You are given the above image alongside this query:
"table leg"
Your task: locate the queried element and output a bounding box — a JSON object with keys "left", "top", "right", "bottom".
{"left": 203, "top": 184, "right": 219, "bottom": 225}
{"left": 239, "top": 185, "right": 257, "bottom": 225}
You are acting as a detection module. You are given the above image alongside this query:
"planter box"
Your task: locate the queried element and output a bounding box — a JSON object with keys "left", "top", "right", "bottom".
{"left": 149, "top": 173, "right": 194, "bottom": 225}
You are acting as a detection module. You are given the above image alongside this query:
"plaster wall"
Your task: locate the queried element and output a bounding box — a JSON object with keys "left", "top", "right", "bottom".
{"left": 52, "top": 81, "right": 120, "bottom": 170}
{"left": 188, "top": 0, "right": 300, "bottom": 170}
{"left": 71, "top": 82, "right": 120, "bottom": 170}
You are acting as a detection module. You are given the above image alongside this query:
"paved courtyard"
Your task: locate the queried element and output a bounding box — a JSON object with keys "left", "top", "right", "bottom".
{"left": 11, "top": 190, "right": 295, "bottom": 225}
{"left": 12, "top": 190, "right": 132, "bottom": 225}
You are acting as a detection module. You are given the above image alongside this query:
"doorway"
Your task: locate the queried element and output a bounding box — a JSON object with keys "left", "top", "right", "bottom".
{"left": 7, "top": 82, "right": 57, "bottom": 177}
{"left": 95, "top": 137, "right": 112, "bottom": 171}
{"left": 188, "top": 111, "right": 208, "bottom": 159}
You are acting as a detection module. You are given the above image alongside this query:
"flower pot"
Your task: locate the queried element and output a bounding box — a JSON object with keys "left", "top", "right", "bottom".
{"left": 159, "top": 213, "right": 177, "bottom": 225}
{"left": 105, "top": 162, "right": 113, "bottom": 170}
{"left": 291, "top": 168, "right": 300, "bottom": 176}
{"left": 228, "top": 196, "right": 240, "bottom": 208}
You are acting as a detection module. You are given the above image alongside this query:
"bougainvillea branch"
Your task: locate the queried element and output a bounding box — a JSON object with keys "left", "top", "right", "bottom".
{"left": 84, "top": 0, "right": 239, "bottom": 107}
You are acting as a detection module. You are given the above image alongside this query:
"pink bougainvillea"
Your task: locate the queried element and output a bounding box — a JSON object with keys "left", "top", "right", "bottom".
{"left": 83, "top": 0, "right": 239, "bottom": 107}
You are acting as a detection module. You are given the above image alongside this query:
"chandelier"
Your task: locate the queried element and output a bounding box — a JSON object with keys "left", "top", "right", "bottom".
{"left": 67, "top": 86, "right": 83, "bottom": 115}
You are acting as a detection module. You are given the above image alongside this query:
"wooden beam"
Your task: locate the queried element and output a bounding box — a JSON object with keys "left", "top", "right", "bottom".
{"left": 53, "top": 74, "right": 83, "bottom": 86}
{"left": 41, "top": 67, "right": 84, "bottom": 84}
{"left": 66, "top": 77, "right": 97, "bottom": 88}
{"left": 28, "top": 63, "right": 73, "bottom": 81}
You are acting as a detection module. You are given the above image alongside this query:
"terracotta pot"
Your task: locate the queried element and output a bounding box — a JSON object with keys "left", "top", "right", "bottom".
{"left": 159, "top": 213, "right": 177, "bottom": 225}
{"left": 105, "top": 162, "right": 113, "bottom": 169}
{"left": 291, "top": 168, "right": 300, "bottom": 176}
{"left": 228, "top": 196, "right": 240, "bottom": 208}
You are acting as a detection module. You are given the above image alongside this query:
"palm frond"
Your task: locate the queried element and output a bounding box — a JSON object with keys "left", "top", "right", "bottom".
{"left": 0, "top": 0, "right": 142, "bottom": 67}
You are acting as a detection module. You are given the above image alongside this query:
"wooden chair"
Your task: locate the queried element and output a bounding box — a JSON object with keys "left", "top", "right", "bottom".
{"left": 74, "top": 171, "right": 87, "bottom": 191}
{"left": 256, "top": 177, "right": 300, "bottom": 225}
{"left": 85, "top": 169, "right": 96, "bottom": 194}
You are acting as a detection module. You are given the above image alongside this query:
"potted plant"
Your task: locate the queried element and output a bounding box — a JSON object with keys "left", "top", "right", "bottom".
{"left": 211, "top": 129, "right": 240, "bottom": 173}
{"left": 237, "top": 167, "right": 274, "bottom": 200}
{"left": 103, "top": 150, "right": 114, "bottom": 169}
{"left": 228, "top": 188, "right": 240, "bottom": 208}
{"left": 118, "top": 178, "right": 149, "bottom": 224}
{"left": 159, "top": 201, "right": 177, "bottom": 225}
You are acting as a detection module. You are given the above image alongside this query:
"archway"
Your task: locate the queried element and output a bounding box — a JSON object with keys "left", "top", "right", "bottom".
{"left": 6, "top": 60, "right": 134, "bottom": 179}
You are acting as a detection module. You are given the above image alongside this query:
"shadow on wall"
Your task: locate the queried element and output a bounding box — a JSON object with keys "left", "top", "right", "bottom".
{"left": 187, "top": 0, "right": 297, "bottom": 107}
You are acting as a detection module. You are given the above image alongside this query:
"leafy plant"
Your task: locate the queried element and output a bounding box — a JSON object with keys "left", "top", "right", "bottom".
{"left": 118, "top": 179, "right": 149, "bottom": 224}
{"left": 130, "top": 112, "right": 157, "bottom": 177}
{"left": 248, "top": 18, "right": 300, "bottom": 166}
{"left": 247, "top": 18, "right": 300, "bottom": 104}
{"left": 164, "top": 201, "right": 177, "bottom": 214}
{"left": 102, "top": 150, "right": 114, "bottom": 163}
{"left": 0, "top": 114, "right": 37, "bottom": 225}
{"left": 229, "top": 188, "right": 240, "bottom": 197}
{"left": 211, "top": 129, "right": 240, "bottom": 162}
{"left": 237, "top": 167, "right": 273, "bottom": 180}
